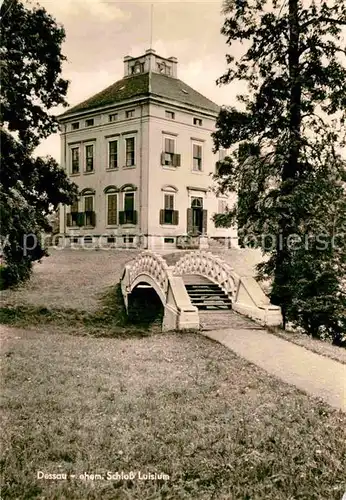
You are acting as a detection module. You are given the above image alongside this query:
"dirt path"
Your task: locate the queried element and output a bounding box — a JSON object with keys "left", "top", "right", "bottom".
{"left": 202, "top": 327, "right": 346, "bottom": 411}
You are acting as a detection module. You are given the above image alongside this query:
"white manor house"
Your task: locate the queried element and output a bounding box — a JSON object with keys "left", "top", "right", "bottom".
{"left": 58, "top": 49, "right": 237, "bottom": 249}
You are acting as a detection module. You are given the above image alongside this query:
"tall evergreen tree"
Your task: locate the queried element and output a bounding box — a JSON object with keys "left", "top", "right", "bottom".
{"left": 213, "top": 0, "right": 346, "bottom": 343}
{"left": 0, "top": 0, "right": 78, "bottom": 287}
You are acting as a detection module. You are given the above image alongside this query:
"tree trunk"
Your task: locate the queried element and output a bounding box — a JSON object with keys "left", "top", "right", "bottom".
{"left": 273, "top": 0, "right": 302, "bottom": 329}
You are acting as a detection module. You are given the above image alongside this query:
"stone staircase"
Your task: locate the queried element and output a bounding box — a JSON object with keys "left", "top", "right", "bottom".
{"left": 183, "top": 274, "right": 262, "bottom": 331}
{"left": 183, "top": 275, "right": 232, "bottom": 311}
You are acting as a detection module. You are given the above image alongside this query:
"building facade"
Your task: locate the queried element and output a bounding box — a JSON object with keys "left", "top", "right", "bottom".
{"left": 58, "top": 49, "right": 237, "bottom": 249}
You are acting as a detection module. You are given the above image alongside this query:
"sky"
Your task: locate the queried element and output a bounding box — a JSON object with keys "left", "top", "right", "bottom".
{"left": 33, "top": 0, "right": 244, "bottom": 161}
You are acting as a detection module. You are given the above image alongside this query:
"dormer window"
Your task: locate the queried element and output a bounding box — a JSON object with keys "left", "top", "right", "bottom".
{"left": 157, "top": 61, "right": 171, "bottom": 75}
{"left": 131, "top": 62, "right": 144, "bottom": 74}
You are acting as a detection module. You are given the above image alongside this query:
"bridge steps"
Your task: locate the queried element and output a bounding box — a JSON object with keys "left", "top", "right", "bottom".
{"left": 183, "top": 275, "right": 233, "bottom": 311}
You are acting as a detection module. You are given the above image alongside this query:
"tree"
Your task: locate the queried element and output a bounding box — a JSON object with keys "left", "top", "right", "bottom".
{"left": 213, "top": 0, "right": 346, "bottom": 343}
{"left": 0, "top": 0, "right": 78, "bottom": 287}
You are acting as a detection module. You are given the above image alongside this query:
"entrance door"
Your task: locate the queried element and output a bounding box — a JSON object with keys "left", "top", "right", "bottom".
{"left": 188, "top": 196, "right": 205, "bottom": 235}
{"left": 192, "top": 206, "right": 203, "bottom": 234}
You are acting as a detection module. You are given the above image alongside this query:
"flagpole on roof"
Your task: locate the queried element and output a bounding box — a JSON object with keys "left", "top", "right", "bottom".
{"left": 150, "top": 3, "right": 153, "bottom": 50}
{"left": 148, "top": 3, "right": 153, "bottom": 93}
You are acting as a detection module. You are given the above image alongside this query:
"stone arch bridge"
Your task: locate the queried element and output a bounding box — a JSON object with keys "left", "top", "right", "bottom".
{"left": 121, "top": 251, "right": 282, "bottom": 331}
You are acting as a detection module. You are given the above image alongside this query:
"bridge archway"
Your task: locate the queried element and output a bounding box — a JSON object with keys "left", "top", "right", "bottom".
{"left": 127, "top": 275, "right": 165, "bottom": 325}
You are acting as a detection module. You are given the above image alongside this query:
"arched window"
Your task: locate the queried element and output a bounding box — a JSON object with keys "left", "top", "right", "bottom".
{"left": 191, "top": 197, "right": 203, "bottom": 208}
{"left": 104, "top": 186, "right": 118, "bottom": 226}
{"left": 131, "top": 61, "right": 144, "bottom": 74}
{"left": 160, "top": 186, "right": 179, "bottom": 225}
{"left": 119, "top": 185, "right": 137, "bottom": 225}
{"left": 104, "top": 185, "right": 119, "bottom": 194}
{"left": 157, "top": 61, "right": 171, "bottom": 75}
{"left": 161, "top": 184, "right": 178, "bottom": 193}
{"left": 120, "top": 183, "right": 137, "bottom": 192}
{"left": 80, "top": 188, "right": 95, "bottom": 196}
{"left": 80, "top": 189, "right": 96, "bottom": 227}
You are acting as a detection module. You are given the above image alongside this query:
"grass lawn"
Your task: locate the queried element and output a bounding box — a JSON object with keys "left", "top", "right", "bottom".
{"left": 0, "top": 249, "right": 140, "bottom": 312}
{"left": 1, "top": 326, "right": 345, "bottom": 500}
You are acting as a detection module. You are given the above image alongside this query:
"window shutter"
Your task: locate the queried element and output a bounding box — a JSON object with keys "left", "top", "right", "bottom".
{"left": 173, "top": 154, "right": 181, "bottom": 167}
{"left": 160, "top": 209, "right": 165, "bottom": 224}
{"left": 66, "top": 213, "right": 72, "bottom": 227}
{"left": 173, "top": 210, "right": 179, "bottom": 225}
{"left": 133, "top": 210, "right": 138, "bottom": 225}
{"left": 107, "top": 194, "right": 117, "bottom": 225}
{"left": 160, "top": 152, "right": 166, "bottom": 165}
{"left": 187, "top": 208, "right": 193, "bottom": 234}
{"left": 202, "top": 209, "right": 208, "bottom": 234}
{"left": 91, "top": 211, "right": 96, "bottom": 227}
{"left": 119, "top": 211, "right": 125, "bottom": 225}
{"left": 77, "top": 212, "right": 85, "bottom": 227}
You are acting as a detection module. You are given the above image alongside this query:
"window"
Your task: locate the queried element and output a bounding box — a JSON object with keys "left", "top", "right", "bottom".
{"left": 85, "top": 118, "right": 94, "bottom": 127}
{"left": 123, "top": 236, "right": 134, "bottom": 243}
{"left": 71, "top": 147, "right": 79, "bottom": 174}
{"left": 164, "top": 238, "right": 175, "bottom": 244}
{"left": 108, "top": 140, "right": 118, "bottom": 169}
{"left": 109, "top": 113, "right": 118, "bottom": 122}
{"left": 84, "top": 195, "right": 95, "bottom": 226}
{"left": 70, "top": 200, "right": 79, "bottom": 226}
{"left": 119, "top": 185, "right": 137, "bottom": 225}
{"left": 192, "top": 143, "right": 203, "bottom": 171}
{"left": 125, "top": 109, "right": 135, "bottom": 119}
{"left": 85, "top": 145, "right": 94, "bottom": 172}
{"left": 164, "top": 138, "right": 175, "bottom": 166}
{"left": 122, "top": 192, "right": 135, "bottom": 224}
{"left": 107, "top": 236, "right": 115, "bottom": 244}
{"left": 125, "top": 137, "right": 135, "bottom": 166}
{"left": 218, "top": 199, "right": 228, "bottom": 214}
{"left": 124, "top": 192, "right": 134, "bottom": 212}
{"left": 193, "top": 117, "right": 203, "bottom": 126}
{"left": 72, "top": 237, "right": 79, "bottom": 244}
{"left": 84, "top": 195, "right": 93, "bottom": 212}
{"left": 84, "top": 236, "right": 93, "bottom": 243}
{"left": 67, "top": 199, "right": 83, "bottom": 227}
{"left": 164, "top": 193, "right": 174, "bottom": 224}
{"left": 72, "top": 122, "right": 79, "bottom": 130}
{"left": 161, "top": 137, "right": 180, "bottom": 167}
{"left": 107, "top": 193, "right": 118, "bottom": 225}
{"left": 160, "top": 191, "right": 179, "bottom": 225}
{"left": 157, "top": 62, "right": 171, "bottom": 75}
{"left": 131, "top": 62, "right": 144, "bottom": 74}
{"left": 165, "top": 110, "right": 175, "bottom": 120}
{"left": 191, "top": 196, "right": 203, "bottom": 208}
